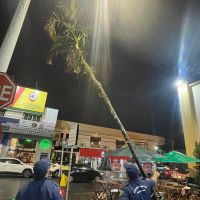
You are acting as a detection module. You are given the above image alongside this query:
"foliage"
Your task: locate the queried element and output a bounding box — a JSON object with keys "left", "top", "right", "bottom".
{"left": 193, "top": 141, "right": 200, "bottom": 175}
{"left": 45, "top": 0, "right": 88, "bottom": 74}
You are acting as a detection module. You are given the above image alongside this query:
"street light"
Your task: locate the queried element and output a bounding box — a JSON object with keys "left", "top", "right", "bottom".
{"left": 154, "top": 146, "right": 158, "bottom": 151}
{"left": 174, "top": 79, "right": 187, "bottom": 87}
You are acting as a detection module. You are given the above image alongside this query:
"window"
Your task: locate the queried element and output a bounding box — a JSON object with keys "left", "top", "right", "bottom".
{"left": 134, "top": 142, "right": 148, "bottom": 149}
{"left": 32, "top": 115, "right": 37, "bottom": 121}
{"left": 0, "top": 159, "right": 6, "bottom": 163}
{"left": 116, "top": 140, "right": 125, "bottom": 149}
{"left": 90, "top": 137, "right": 101, "bottom": 147}
{"left": 23, "top": 113, "right": 29, "bottom": 120}
{"left": 11, "top": 159, "right": 21, "bottom": 164}
{"left": 0, "top": 159, "right": 12, "bottom": 164}
{"left": 23, "top": 113, "right": 41, "bottom": 122}
{"left": 28, "top": 115, "right": 32, "bottom": 120}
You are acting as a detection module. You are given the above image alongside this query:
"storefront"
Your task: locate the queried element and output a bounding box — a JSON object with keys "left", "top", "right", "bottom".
{"left": 0, "top": 112, "right": 57, "bottom": 163}
{"left": 109, "top": 156, "right": 155, "bottom": 175}
{"left": 79, "top": 148, "right": 106, "bottom": 170}
{"left": 51, "top": 148, "right": 79, "bottom": 165}
{"left": 54, "top": 120, "right": 165, "bottom": 171}
{"left": 0, "top": 86, "right": 58, "bottom": 164}
{"left": 7, "top": 137, "right": 37, "bottom": 165}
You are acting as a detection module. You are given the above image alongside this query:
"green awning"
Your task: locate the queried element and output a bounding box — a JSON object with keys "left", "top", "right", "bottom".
{"left": 108, "top": 145, "right": 164, "bottom": 163}
{"left": 154, "top": 151, "right": 200, "bottom": 163}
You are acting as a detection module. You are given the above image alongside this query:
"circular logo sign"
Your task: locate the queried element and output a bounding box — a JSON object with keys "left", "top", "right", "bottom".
{"left": 39, "top": 139, "right": 52, "bottom": 150}
{"left": 29, "top": 92, "right": 38, "bottom": 101}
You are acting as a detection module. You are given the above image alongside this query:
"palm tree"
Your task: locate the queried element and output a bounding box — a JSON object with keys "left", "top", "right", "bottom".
{"left": 45, "top": 0, "right": 146, "bottom": 178}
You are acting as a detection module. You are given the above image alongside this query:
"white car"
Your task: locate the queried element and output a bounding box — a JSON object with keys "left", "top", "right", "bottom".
{"left": 49, "top": 163, "right": 69, "bottom": 178}
{"left": 0, "top": 158, "right": 33, "bottom": 178}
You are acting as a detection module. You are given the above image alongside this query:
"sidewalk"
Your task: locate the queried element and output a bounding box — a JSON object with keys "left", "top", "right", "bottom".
{"left": 69, "top": 192, "right": 93, "bottom": 200}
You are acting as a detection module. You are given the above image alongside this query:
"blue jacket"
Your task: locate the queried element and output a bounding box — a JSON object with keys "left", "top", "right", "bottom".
{"left": 119, "top": 178, "right": 154, "bottom": 200}
{"left": 16, "top": 177, "right": 63, "bottom": 200}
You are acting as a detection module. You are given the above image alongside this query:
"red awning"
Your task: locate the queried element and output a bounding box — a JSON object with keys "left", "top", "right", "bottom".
{"left": 80, "top": 148, "right": 106, "bottom": 158}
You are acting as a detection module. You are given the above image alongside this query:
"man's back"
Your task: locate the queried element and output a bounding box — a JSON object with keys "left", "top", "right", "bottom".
{"left": 119, "top": 178, "right": 154, "bottom": 200}
{"left": 16, "top": 177, "right": 63, "bottom": 200}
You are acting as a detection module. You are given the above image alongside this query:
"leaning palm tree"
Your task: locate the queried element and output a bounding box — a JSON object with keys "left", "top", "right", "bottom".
{"left": 45, "top": 0, "right": 146, "bottom": 178}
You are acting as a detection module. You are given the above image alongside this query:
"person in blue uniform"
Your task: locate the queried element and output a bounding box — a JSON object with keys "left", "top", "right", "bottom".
{"left": 16, "top": 158, "right": 63, "bottom": 200}
{"left": 119, "top": 162, "right": 160, "bottom": 200}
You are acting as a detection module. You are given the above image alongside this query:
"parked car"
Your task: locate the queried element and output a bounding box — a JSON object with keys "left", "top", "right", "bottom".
{"left": 49, "top": 163, "right": 101, "bottom": 182}
{"left": 71, "top": 165, "right": 102, "bottom": 182}
{"left": 0, "top": 158, "right": 33, "bottom": 178}
{"left": 49, "top": 163, "right": 69, "bottom": 178}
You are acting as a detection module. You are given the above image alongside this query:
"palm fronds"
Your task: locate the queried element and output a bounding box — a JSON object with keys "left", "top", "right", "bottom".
{"left": 45, "top": 0, "right": 87, "bottom": 74}
{"left": 45, "top": 0, "right": 147, "bottom": 180}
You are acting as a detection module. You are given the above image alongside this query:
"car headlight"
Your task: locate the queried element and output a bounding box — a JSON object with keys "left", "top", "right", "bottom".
{"left": 100, "top": 172, "right": 104, "bottom": 176}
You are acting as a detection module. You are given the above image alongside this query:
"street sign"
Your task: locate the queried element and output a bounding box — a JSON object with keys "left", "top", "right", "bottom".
{"left": 0, "top": 73, "right": 16, "bottom": 109}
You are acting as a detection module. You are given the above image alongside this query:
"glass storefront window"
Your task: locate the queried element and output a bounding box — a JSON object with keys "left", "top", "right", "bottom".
{"left": 6, "top": 138, "right": 37, "bottom": 165}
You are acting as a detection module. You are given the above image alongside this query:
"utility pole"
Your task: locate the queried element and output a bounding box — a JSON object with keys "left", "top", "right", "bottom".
{"left": 0, "top": 0, "right": 31, "bottom": 72}
{"left": 65, "top": 146, "right": 73, "bottom": 200}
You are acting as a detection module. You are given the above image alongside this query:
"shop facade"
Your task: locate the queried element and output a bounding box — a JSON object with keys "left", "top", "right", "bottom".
{"left": 0, "top": 86, "right": 58, "bottom": 164}
{"left": 54, "top": 120, "right": 165, "bottom": 169}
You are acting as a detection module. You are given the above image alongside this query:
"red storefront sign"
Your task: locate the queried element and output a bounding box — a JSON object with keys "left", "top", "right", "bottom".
{"left": 80, "top": 148, "right": 106, "bottom": 158}
{"left": 109, "top": 156, "right": 130, "bottom": 160}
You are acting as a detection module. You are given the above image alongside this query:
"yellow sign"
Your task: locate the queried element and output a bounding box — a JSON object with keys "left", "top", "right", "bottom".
{"left": 60, "top": 173, "right": 68, "bottom": 187}
{"left": 9, "top": 86, "right": 47, "bottom": 113}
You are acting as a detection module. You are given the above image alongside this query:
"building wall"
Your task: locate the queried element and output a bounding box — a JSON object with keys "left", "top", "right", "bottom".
{"left": 191, "top": 82, "right": 200, "bottom": 138}
{"left": 55, "top": 120, "right": 165, "bottom": 151}
{"left": 78, "top": 135, "right": 90, "bottom": 148}
{"left": 178, "top": 82, "right": 200, "bottom": 157}
{"left": 177, "top": 81, "right": 200, "bottom": 175}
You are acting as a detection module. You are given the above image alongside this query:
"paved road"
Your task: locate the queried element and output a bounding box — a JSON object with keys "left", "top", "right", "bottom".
{"left": 0, "top": 175, "right": 93, "bottom": 200}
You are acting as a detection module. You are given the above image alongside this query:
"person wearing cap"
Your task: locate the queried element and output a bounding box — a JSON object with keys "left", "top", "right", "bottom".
{"left": 16, "top": 158, "right": 63, "bottom": 200}
{"left": 119, "top": 162, "right": 160, "bottom": 200}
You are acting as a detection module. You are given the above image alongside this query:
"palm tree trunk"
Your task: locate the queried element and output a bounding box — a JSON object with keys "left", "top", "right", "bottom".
{"left": 79, "top": 50, "right": 147, "bottom": 178}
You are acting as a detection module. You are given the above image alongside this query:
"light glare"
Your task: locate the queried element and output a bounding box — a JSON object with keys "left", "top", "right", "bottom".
{"left": 154, "top": 146, "right": 158, "bottom": 150}
{"left": 174, "top": 79, "right": 186, "bottom": 87}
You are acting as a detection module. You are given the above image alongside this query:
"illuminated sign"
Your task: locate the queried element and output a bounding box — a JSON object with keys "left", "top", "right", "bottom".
{"left": 9, "top": 86, "right": 47, "bottom": 113}
{"left": 39, "top": 139, "right": 52, "bottom": 150}
{"left": 25, "top": 139, "right": 32, "bottom": 143}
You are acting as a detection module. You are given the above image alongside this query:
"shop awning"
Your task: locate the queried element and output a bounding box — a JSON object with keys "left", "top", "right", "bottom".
{"left": 155, "top": 151, "right": 200, "bottom": 163}
{"left": 108, "top": 145, "right": 164, "bottom": 163}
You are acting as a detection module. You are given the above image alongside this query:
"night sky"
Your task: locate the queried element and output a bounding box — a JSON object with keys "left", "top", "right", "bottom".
{"left": 1, "top": 0, "right": 200, "bottom": 151}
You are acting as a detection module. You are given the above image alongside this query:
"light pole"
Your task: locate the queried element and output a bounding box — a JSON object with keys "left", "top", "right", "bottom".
{"left": 0, "top": 0, "right": 31, "bottom": 72}
{"left": 0, "top": 0, "right": 31, "bottom": 157}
